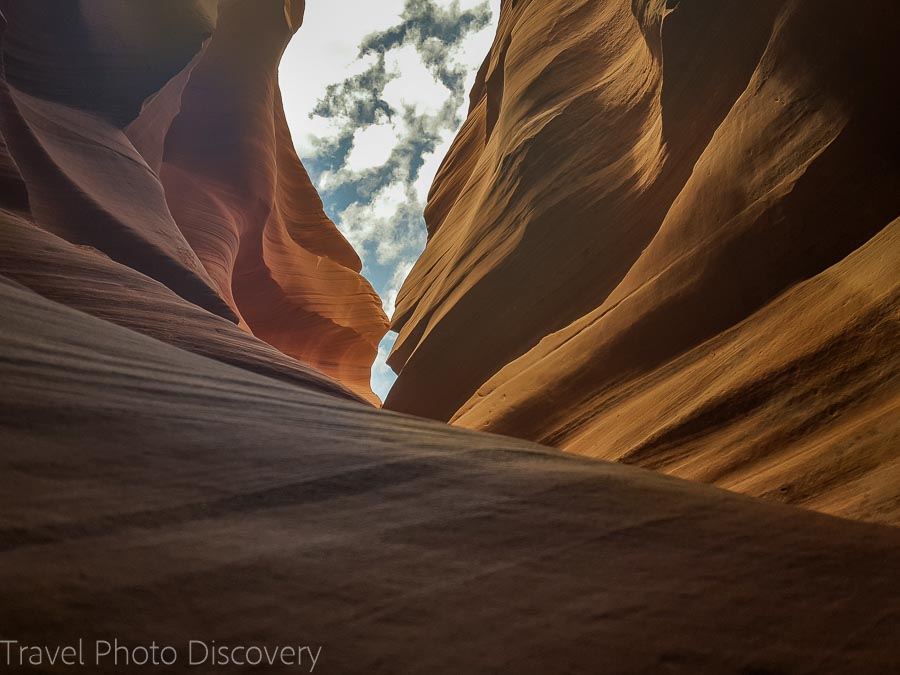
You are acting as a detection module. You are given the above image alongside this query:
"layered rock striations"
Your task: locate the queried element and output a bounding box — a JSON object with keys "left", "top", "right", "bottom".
{"left": 0, "top": 0, "right": 387, "bottom": 403}
{"left": 386, "top": 0, "right": 900, "bottom": 524}
{"left": 0, "top": 1, "right": 899, "bottom": 670}
{"left": 1, "top": 273, "right": 899, "bottom": 673}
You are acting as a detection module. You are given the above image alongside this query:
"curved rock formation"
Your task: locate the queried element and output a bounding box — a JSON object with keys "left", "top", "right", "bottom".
{"left": 152, "top": 0, "right": 387, "bottom": 400}
{"left": 0, "top": 0, "right": 387, "bottom": 402}
{"left": 386, "top": 0, "right": 900, "bottom": 523}
{"left": 0, "top": 0, "right": 898, "bottom": 670}
{"left": 3, "top": 275, "right": 900, "bottom": 674}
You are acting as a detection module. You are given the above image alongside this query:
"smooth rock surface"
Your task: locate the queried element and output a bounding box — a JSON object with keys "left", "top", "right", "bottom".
{"left": 386, "top": 0, "right": 900, "bottom": 523}
{"left": 0, "top": 0, "right": 387, "bottom": 402}
{"left": 1, "top": 277, "right": 898, "bottom": 673}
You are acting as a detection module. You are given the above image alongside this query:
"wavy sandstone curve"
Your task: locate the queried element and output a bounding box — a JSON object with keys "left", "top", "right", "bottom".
{"left": 156, "top": 0, "right": 388, "bottom": 402}
{"left": 0, "top": 207, "right": 359, "bottom": 402}
{"left": 0, "top": 0, "right": 387, "bottom": 402}
{"left": 0, "top": 1, "right": 232, "bottom": 320}
{"left": 386, "top": 0, "right": 900, "bottom": 524}
{"left": 0, "top": 0, "right": 898, "bottom": 670}
{"left": 2, "top": 276, "right": 899, "bottom": 673}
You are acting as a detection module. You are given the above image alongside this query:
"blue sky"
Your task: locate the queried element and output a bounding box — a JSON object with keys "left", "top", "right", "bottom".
{"left": 280, "top": 0, "right": 501, "bottom": 399}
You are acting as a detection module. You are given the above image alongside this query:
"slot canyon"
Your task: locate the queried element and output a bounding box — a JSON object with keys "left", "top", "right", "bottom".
{"left": 0, "top": 1, "right": 897, "bottom": 672}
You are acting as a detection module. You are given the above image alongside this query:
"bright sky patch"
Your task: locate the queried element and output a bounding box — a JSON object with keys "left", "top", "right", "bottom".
{"left": 281, "top": 0, "right": 501, "bottom": 400}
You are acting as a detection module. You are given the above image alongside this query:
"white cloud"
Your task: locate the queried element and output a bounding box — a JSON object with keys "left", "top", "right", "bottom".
{"left": 369, "top": 182, "right": 409, "bottom": 221}
{"left": 279, "top": 0, "right": 501, "bottom": 398}
{"left": 345, "top": 122, "right": 401, "bottom": 172}
{"left": 338, "top": 183, "right": 402, "bottom": 233}
{"left": 337, "top": 182, "right": 426, "bottom": 268}
{"left": 280, "top": 1, "right": 406, "bottom": 136}
{"left": 382, "top": 44, "right": 452, "bottom": 116}
{"left": 282, "top": 0, "right": 499, "bottom": 151}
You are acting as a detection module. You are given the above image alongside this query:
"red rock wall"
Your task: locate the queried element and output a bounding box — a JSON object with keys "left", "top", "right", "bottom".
{"left": 0, "top": 3, "right": 898, "bottom": 667}
{"left": 386, "top": 0, "right": 900, "bottom": 523}
{"left": 0, "top": 0, "right": 387, "bottom": 403}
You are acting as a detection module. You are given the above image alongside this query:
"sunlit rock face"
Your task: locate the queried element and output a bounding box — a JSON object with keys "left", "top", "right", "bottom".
{"left": 0, "top": 0, "right": 387, "bottom": 403}
{"left": 0, "top": 2, "right": 899, "bottom": 670}
{"left": 386, "top": 0, "right": 900, "bottom": 524}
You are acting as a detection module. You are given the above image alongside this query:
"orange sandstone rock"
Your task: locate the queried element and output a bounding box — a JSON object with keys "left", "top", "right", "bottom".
{"left": 0, "top": 0, "right": 387, "bottom": 402}
{"left": 0, "top": 2, "right": 898, "bottom": 669}
{"left": 386, "top": 0, "right": 900, "bottom": 523}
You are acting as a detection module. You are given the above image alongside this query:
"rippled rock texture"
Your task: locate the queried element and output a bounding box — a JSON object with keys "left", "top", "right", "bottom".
{"left": 386, "top": 0, "right": 900, "bottom": 524}
{"left": 0, "top": 0, "right": 387, "bottom": 403}
{"left": 0, "top": 1, "right": 899, "bottom": 671}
